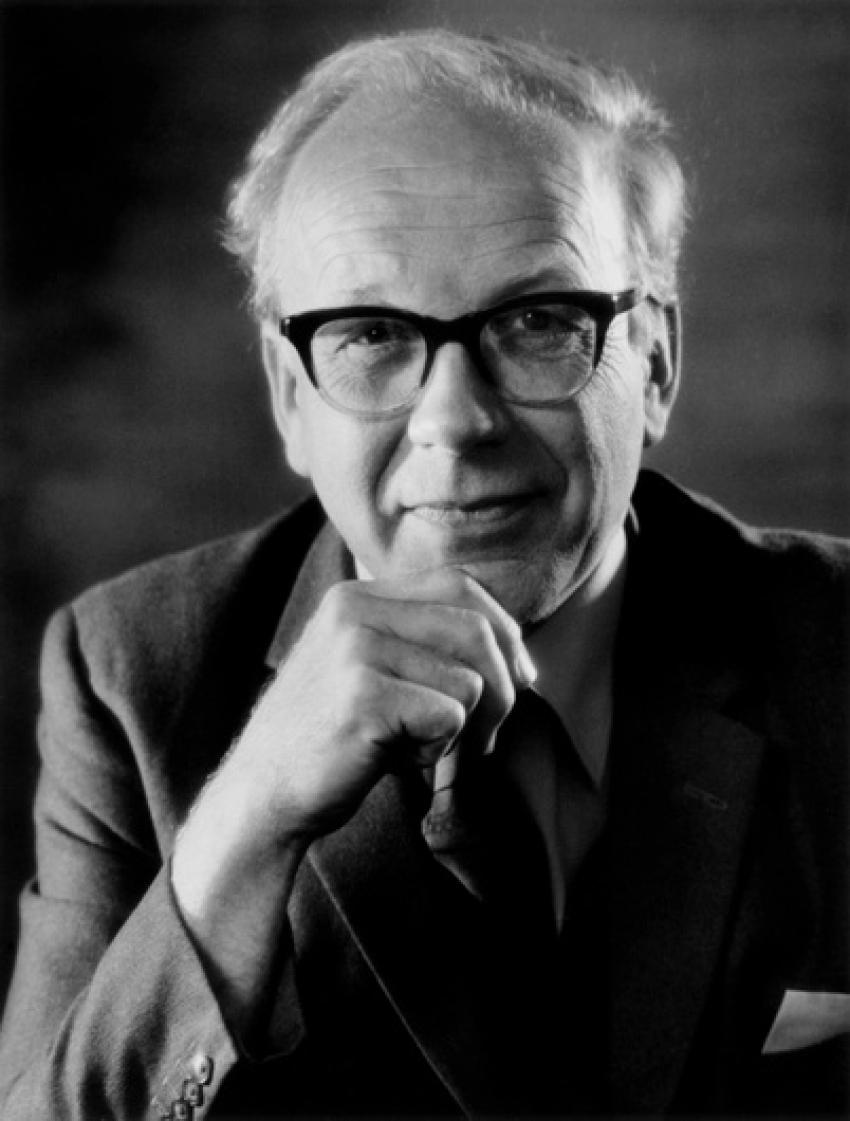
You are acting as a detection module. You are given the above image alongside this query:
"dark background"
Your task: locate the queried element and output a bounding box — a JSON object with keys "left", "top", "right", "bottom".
{"left": 1, "top": 0, "right": 848, "bottom": 1006}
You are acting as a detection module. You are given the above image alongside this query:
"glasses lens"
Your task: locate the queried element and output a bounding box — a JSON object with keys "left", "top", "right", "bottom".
{"left": 311, "top": 316, "right": 426, "bottom": 413}
{"left": 482, "top": 302, "right": 597, "bottom": 401}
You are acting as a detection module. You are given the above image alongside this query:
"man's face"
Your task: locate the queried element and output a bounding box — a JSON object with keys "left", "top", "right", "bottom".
{"left": 263, "top": 98, "right": 675, "bottom": 623}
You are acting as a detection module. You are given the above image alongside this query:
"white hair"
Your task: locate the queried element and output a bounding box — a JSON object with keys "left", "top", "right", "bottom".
{"left": 224, "top": 29, "right": 687, "bottom": 319}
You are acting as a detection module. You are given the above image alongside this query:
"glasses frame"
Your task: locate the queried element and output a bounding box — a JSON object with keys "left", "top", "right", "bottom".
{"left": 279, "top": 287, "right": 646, "bottom": 418}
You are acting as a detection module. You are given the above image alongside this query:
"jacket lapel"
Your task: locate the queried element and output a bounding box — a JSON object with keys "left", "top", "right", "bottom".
{"left": 606, "top": 477, "right": 770, "bottom": 1112}
{"left": 607, "top": 690, "right": 766, "bottom": 1112}
{"left": 309, "top": 775, "right": 559, "bottom": 1118}
{"left": 264, "top": 517, "right": 355, "bottom": 669}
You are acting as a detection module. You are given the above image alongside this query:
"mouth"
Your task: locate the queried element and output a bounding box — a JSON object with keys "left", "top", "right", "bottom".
{"left": 405, "top": 493, "right": 540, "bottom": 527}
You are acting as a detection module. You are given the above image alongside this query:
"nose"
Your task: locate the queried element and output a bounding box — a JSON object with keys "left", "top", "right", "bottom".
{"left": 406, "top": 342, "right": 509, "bottom": 451}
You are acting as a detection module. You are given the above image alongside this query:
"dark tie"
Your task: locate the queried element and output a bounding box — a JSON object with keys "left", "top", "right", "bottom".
{"left": 421, "top": 688, "right": 562, "bottom": 929}
{"left": 422, "top": 690, "right": 611, "bottom": 1114}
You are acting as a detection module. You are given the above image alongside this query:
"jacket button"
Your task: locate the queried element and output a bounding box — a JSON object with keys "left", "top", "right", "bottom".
{"left": 183, "top": 1079, "right": 204, "bottom": 1107}
{"left": 191, "top": 1053, "right": 214, "bottom": 1085}
{"left": 173, "top": 1103, "right": 191, "bottom": 1121}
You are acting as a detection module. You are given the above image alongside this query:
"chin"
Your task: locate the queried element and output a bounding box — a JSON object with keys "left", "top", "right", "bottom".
{"left": 454, "top": 556, "right": 564, "bottom": 626}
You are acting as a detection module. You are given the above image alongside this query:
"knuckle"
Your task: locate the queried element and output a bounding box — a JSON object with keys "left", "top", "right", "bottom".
{"left": 458, "top": 666, "right": 484, "bottom": 710}
{"left": 442, "top": 696, "right": 467, "bottom": 739}
{"left": 463, "top": 609, "right": 493, "bottom": 647}
{"left": 338, "top": 624, "right": 377, "bottom": 666}
{"left": 342, "top": 661, "right": 379, "bottom": 705}
{"left": 417, "top": 694, "right": 464, "bottom": 746}
{"left": 321, "top": 581, "right": 358, "bottom": 626}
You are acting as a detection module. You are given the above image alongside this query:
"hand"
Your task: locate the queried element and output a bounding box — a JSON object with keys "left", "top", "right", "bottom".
{"left": 231, "top": 567, "right": 536, "bottom": 842}
{"left": 170, "top": 568, "right": 535, "bottom": 1018}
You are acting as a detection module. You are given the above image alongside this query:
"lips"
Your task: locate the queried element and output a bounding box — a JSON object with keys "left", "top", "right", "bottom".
{"left": 404, "top": 492, "right": 540, "bottom": 526}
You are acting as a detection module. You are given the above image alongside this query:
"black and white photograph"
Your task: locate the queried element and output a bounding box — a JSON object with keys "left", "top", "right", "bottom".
{"left": 1, "top": 1, "right": 848, "bottom": 1117}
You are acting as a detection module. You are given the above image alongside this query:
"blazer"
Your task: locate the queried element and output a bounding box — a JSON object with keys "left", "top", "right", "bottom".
{"left": 0, "top": 470, "right": 848, "bottom": 1119}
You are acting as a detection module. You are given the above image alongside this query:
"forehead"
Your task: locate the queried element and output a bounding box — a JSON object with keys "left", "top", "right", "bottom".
{"left": 272, "top": 96, "right": 627, "bottom": 313}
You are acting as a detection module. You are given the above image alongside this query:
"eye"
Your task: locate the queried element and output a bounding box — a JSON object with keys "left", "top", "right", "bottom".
{"left": 484, "top": 302, "right": 596, "bottom": 367}
{"left": 348, "top": 320, "right": 402, "bottom": 347}
{"left": 515, "top": 308, "right": 563, "bottom": 333}
{"left": 490, "top": 304, "right": 587, "bottom": 342}
{"left": 318, "top": 317, "right": 418, "bottom": 354}
{"left": 490, "top": 304, "right": 584, "bottom": 337}
{"left": 311, "top": 315, "right": 424, "bottom": 385}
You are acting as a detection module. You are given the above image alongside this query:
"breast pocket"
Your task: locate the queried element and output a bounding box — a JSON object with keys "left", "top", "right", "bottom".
{"left": 762, "top": 990, "right": 850, "bottom": 1054}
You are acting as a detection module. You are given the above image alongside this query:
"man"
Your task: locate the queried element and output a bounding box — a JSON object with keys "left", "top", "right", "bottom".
{"left": 0, "top": 28, "right": 848, "bottom": 1120}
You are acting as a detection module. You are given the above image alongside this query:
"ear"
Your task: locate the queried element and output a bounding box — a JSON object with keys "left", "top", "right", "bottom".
{"left": 261, "top": 323, "right": 311, "bottom": 478}
{"left": 642, "top": 301, "right": 681, "bottom": 448}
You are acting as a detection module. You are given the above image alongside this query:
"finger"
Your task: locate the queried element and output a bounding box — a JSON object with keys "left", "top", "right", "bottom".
{"left": 317, "top": 579, "right": 522, "bottom": 757}
{"left": 363, "top": 629, "right": 484, "bottom": 717}
{"left": 320, "top": 580, "right": 511, "bottom": 691}
{"left": 357, "top": 624, "right": 499, "bottom": 761}
{"left": 361, "top": 569, "right": 537, "bottom": 688}
{"left": 432, "top": 745, "right": 460, "bottom": 791}
{"left": 359, "top": 598, "right": 514, "bottom": 752}
{"left": 369, "top": 675, "right": 467, "bottom": 769}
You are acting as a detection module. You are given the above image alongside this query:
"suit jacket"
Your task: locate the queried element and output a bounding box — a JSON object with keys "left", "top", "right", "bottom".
{"left": 0, "top": 470, "right": 848, "bottom": 1119}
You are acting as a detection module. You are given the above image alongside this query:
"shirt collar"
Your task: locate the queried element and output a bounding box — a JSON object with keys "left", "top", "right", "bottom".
{"left": 523, "top": 524, "right": 629, "bottom": 788}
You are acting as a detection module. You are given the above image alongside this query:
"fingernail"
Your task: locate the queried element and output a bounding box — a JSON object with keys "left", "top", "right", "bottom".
{"left": 515, "top": 645, "right": 537, "bottom": 687}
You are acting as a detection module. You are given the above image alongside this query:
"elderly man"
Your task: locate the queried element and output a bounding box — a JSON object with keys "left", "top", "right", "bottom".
{"left": 1, "top": 28, "right": 848, "bottom": 1121}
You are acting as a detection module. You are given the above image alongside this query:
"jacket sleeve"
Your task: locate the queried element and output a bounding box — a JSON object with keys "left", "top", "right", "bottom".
{"left": 0, "top": 605, "right": 303, "bottom": 1120}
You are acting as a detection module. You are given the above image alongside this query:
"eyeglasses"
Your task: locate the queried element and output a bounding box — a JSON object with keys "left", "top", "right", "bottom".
{"left": 279, "top": 288, "right": 646, "bottom": 419}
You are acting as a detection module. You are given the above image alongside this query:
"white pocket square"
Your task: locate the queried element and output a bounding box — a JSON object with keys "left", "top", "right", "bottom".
{"left": 762, "top": 989, "right": 850, "bottom": 1054}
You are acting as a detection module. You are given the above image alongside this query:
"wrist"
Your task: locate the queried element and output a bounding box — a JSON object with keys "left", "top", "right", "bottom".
{"left": 171, "top": 764, "right": 309, "bottom": 923}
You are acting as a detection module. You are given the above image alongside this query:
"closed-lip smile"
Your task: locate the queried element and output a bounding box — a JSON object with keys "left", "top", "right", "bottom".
{"left": 405, "top": 492, "right": 540, "bottom": 526}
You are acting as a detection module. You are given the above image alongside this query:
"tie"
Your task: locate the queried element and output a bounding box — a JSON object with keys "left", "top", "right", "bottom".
{"left": 421, "top": 689, "right": 560, "bottom": 924}
{"left": 422, "top": 690, "right": 611, "bottom": 1114}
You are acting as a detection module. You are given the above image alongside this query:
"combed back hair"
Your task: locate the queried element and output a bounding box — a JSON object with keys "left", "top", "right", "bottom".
{"left": 224, "top": 29, "right": 687, "bottom": 320}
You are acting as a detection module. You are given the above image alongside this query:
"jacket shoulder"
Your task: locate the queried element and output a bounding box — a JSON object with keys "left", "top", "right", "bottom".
{"left": 635, "top": 470, "right": 850, "bottom": 586}
{"left": 632, "top": 471, "right": 850, "bottom": 700}
{"left": 54, "top": 498, "right": 326, "bottom": 692}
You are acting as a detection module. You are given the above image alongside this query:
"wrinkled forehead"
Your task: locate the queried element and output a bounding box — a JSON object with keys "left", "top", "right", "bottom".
{"left": 270, "top": 95, "right": 628, "bottom": 310}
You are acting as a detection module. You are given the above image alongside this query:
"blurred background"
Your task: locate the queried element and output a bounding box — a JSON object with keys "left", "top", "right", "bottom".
{"left": 1, "top": 0, "right": 848, "bottom": 1005}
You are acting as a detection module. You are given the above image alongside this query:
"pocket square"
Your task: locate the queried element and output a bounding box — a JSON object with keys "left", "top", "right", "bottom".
{"left": 762, "top": 989, "right": 850, "bottom": 1054}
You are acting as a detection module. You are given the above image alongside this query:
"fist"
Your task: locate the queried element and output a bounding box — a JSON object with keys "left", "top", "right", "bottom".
{"left": 232, "top": 567, "right": 537, "bottom": 842}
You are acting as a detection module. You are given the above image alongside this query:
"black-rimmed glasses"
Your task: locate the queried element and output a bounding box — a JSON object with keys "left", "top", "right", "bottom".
{"left": 279, "top": 288, "right": 645, "bottom": 418}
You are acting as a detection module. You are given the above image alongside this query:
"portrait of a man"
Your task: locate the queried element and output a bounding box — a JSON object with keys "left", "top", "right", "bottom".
{"left": 0, "top": 4, "right": 847, "bottom": 1118}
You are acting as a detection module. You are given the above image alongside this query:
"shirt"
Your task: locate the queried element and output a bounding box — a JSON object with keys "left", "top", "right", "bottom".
{"left": 508, "top": 525, "right": 627, "bottom": 928}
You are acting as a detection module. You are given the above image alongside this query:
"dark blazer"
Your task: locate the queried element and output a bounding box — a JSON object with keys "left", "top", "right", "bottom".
{"left": 0, "top": 471, "right": 848, "bottom": 1119}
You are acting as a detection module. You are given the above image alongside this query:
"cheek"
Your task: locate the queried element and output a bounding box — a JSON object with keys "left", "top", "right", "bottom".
{"left": 574, "top": 357, "right": 647, "bottom": 500}
{"left": 307, "top": 429, "right": 373, "bottom": 506}
{"left": 298, "top": 406, "right": 400, "bottom": 532}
